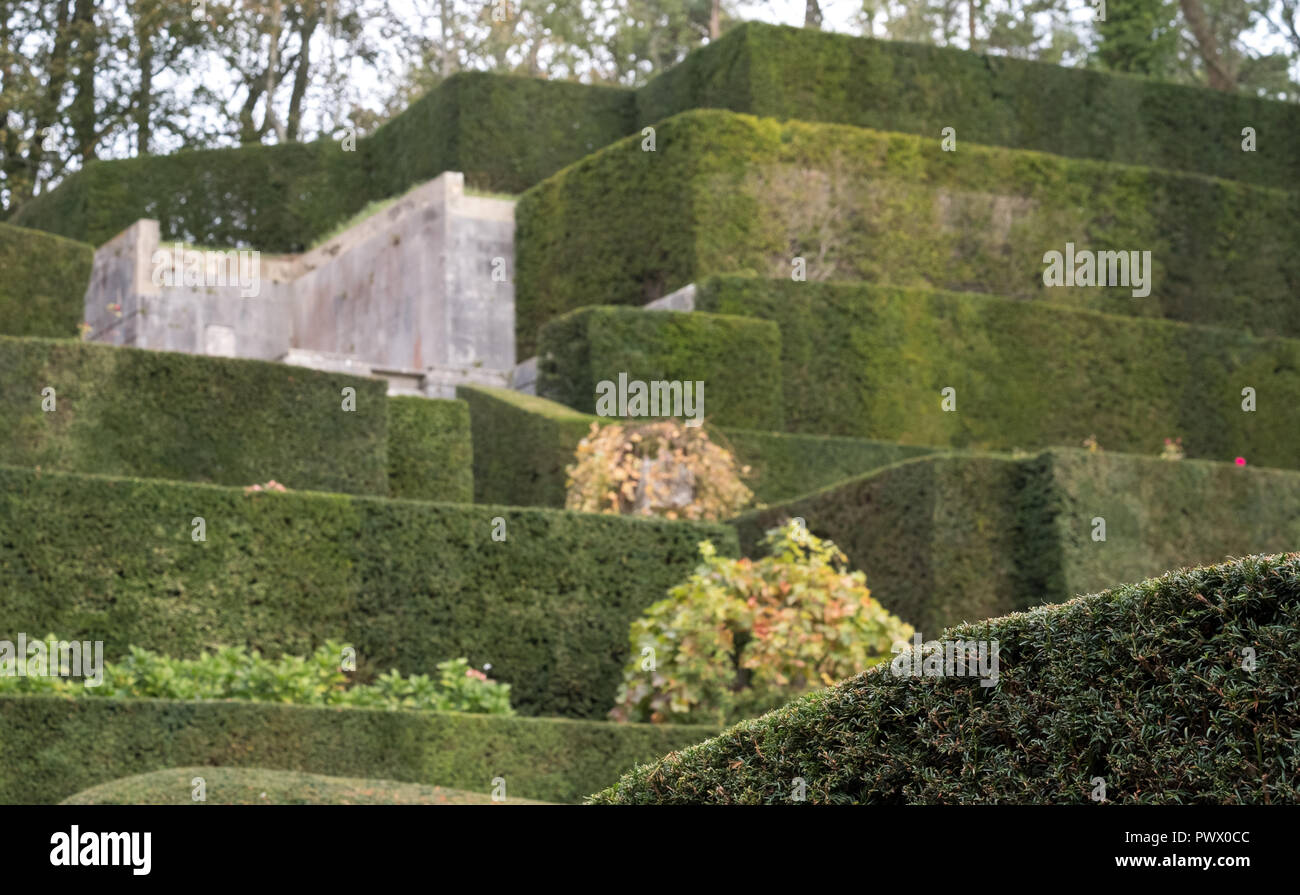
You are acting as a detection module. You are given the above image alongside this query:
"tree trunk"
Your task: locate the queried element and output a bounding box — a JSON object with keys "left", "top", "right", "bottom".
{"left": 1178, "top": 0, "right": 1236, "bottom": 91}
{"left": 709, "top": 0, "right": 720, "bottom": 39}
{"left": 805, "top": 0, "right": 822, "bottom": 29}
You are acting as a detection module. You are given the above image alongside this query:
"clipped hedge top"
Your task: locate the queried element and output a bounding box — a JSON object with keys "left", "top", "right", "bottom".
{"left": 591, "top": 552, "right": 1300, "bottom": 804}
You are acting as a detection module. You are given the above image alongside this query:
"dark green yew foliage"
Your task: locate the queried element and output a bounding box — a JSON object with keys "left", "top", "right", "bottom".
{"left": 0, "top": 223, "right": 94, "bottom": 338}
{"left": 591, "top": 552, "right": 1300, "bottom": 804}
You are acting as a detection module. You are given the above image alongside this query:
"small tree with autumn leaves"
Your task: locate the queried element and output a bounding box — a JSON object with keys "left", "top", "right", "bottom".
{"left": 565, "top": 420, "right": 752, "bottom": 521}
{"left": 610, "top": 520, "right": 914, "bottom": 725}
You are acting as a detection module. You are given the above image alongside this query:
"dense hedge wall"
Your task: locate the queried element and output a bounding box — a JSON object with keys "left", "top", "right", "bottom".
{"left": 458, "top": 384, "right": 934, "bottom": 508}
{"left": 537, "top": 306, "right": 784, "bottom": 430}
{"left": 368, "top": 71, "right": 635, "bottom": 197}
{"left": 0, "top": 464, "right": 736, "bottom": 718}
{"left": 0, "top": 224, "right": 93, "bottom": 339}
{"left": 386, "top": 396, "right": 473, "bottom": 503}
{"left": 515, "top": 110, "right": 1299, "bottom": 355}
{"left": 732, "top": 449, "right": 1300, "bottom": 635}
{"left": 13, "top": 73, "right": 635, "bottom": 251}
{"left": 638, "top": 22, "right": 1300, "bottom": 190}
{"left": 0, "top": 336, "right": 390, "bottom": 495}
{"left": 692, "top": 277, "right": 1300, "bottom": 469}
{"left": 0, "top": 697, "right": 717, "bottom": 804}
{"left": 592, "top": 552, "right": 1300, "bottom": 804}
{"left": 10, "top": 139, "right": 373, "bottom": 252}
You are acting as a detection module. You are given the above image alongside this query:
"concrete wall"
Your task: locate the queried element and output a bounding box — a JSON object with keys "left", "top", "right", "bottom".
{"left": 82, "top": 172, "right": 516, "bottom": 397}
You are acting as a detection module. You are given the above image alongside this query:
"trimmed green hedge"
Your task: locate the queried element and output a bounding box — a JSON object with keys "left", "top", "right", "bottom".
{"left": 638, "top": 22, "right": 1300, "bottom": 190}
{"left": 368, "top": 71, "right": 636, "bottom": 198}
{"left": 458, "top": 384, "right": 935, "bottom": 508}
{"left": 61, "top": 767, "right": 550, "bottom": 805}
{"left": 0, "top": 223, "right": 93, "bottom": 339}
{"left": 0, "top": 463, "right": 736, "bottom": 718}
{"left": 13, "top": 72, "right": 635, "bottom": 251}
{"left": 0, "top": 697, "right": 717, "bottom": 804}
{"left": 692, "top": 277, "right": 1300, "bottom": 469}
{"left": 537, "top": 306, "right": 784, "bottom": 430}
{"left": 593, "top": 552, "right": 1300, "bottom": 804}
{"left": 733, "top": 449, "right": 1300, "bottom": 636}
{"left": 386, "top": 396, "right": 474, "bottom": 503}
{"left": 0, "top": 335, "right": 390, "bottom": 495}
{"left": 515, "top": 110, "right": 1300, "bottom": 355}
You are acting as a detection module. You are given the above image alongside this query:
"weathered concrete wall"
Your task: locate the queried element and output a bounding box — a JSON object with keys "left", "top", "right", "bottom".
{"left": 82, "top": 172, "right": 515, "bottom": 395}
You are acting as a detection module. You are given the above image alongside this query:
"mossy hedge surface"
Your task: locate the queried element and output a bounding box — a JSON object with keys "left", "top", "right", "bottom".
{"left": 0, "top": 697, "right": 716, "bottom": 804}
{"left": 692, "top": 277, "right": 1300, "bottom": 469}
{"left": 593, "top": 552, "right": 1300, "bottom": 804}
{"left": 61, "top": 767, "right": 550, "bottom": 805}
{"left": 0, "top": 464, "right": 735, "bottom": 718}
{"left": 515, "top": 110, "right": 1298, "bottom": 355}
{"left": 733, "top": 449, "right": 1300, "bottom": 636}
{"left": 458, "top": 384, "right": 935, "bottom": 508}
{"left": 638, "top": 22, "right": 1299, "bottom": 190}
{"left": 386, "top": 396, "right": 474, "bottom": 503}
{"left": 12, "top": 73, "right": 634, "bottom": 252}
{"left": 0, "top": 336, "right": 390, "bottom": 495}
{"left": 537, "top": 306, "right": 784, "bottom": 430}
{"left": 0, "top": 223, "right": 94, "bottom": 338}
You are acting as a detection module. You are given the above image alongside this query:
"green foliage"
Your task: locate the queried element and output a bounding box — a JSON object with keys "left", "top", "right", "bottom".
{"left": 592, "top": 552, "right": 1300, "bottom": 804}
{"left": 515, "top": 110, "right": 1300, "bottom": 350}
{"left": 0, "top": 463, "right": 737, "bottom": 718}
{"left": 0, "top": 640, "right": 512, "bottom": 715}
{"left": 0, "top": 695, "right": 717, "bottom": 804}
{"left": 0, "top": 224, "right": 94, "bottom": 339}
{"left": 613, "top": 522, "right": 914, "bottom": 726}
{"left": 0, "top": 335, "right": 390, "bottom": 494}
{"left": 537, "top": 306, "right": 784, "bottom": 430}
{"left": 62, "top": 767, "right": 550, "bottom": 805}
{"left": 1095, "top": 0, "right": 1181, "bottom": 77}
{"left": 638, "top": 21, "right": 1299, "bottom": 189}
{"left": 692, "top": 277, "right": 1300, "bottom": 470}
{"left": 733, "top": 449, "right": 1300, "bottom": 636}
{"left": 13, "top": 72, "right": 636, "bottom": 251}
{"left": 566, "top": 420, "right": 754, "bottom": 521}
{"left": 458, "top": 384, "right": 936, "bottom": 508}
{"left": 386, "top": 396, "right": 474, "bottom": 503}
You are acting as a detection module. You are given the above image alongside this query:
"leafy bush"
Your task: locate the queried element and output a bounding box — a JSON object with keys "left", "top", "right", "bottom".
{"left": 566, "top": 420, "right": 753, "bottom": 521}
{"left": 0, "top": 223, "right": 94, "bottom": 338}
{"left": 0, "top": 639, "right": 513, "bottom": 715}
{"left": 611, "top": 521, "right": 914, "bottom": 725}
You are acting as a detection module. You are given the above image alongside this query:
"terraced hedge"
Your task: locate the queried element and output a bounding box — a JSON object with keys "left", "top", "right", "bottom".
{"left": 638, "top": 22, "right": 1300, "bottom": 190}
{"left": 386, "top": 396, "right": 474, "bottom": 503}
{"left": 12, "top": 73, "right": 634, "bottom": 251}
{"left": 515, "top": 110, "right": 1299, "bottom": 355}
{"left": 0, "top": 697, "right": 717, "bottom": 804}
{"left": 690, "top": 277, "right": 1300, "bottom": 468}
{"left": 0, "top": 224, "right": 94, "bottom": 339}
{"left": 592, "top": 552, "right": 1300, "bottom": 804}
{"left": 537, "top": 306, "right": 784, "bottom": 430}
{"left": 732, "top": 449, "right": 1300, "bottom": 635}
{"left": 0, "top": 336, "right": 390, "bottom": 495}
{"left": 0, "top": 464, "right": 736, "bottom": 718}
{"left": 458, "top": 384, "right": 935, "bottom": 508}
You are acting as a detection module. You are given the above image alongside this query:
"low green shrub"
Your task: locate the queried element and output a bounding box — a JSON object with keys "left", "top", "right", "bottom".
{"left": 0, "top": 223, "right": 94, "bottom": 339}
{"left": 0, "top": 463, "right": 737, "bottom": 718}
{"left": 537, "top": 306, "right": 784, "bottom": 430}
{"left": 515, "top": 110, "right": 1299, "bottom": 355}
{"left": 591, "top": 552, "right": 1300, "bottom": 804}
{"left": 61, "top": 767, "right": 550, "bottom": 805}
{"left": 0, "top": 695, "right": 718, "bottom": 804}
{"left": 612, "top": 521, "right": 913, "bottom": 725}
{"left": 0, "top": 639, "right": 513, "bottom": 715}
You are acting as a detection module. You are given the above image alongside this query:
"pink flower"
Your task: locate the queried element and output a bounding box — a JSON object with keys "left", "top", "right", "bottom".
{"left": 1235, "top": 457, "right": 1247, "bottom": 466}
{"left": 465, "top": 668, "right": 488, "bottom": 682}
